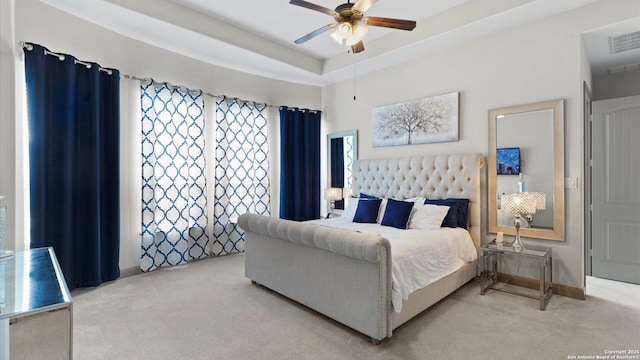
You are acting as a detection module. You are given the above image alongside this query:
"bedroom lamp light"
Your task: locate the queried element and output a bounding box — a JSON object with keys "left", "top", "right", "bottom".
{"left": 324, "top": 187, "right": 343, "bottom": 218}
{"left": 501, "top": 192, "right": 546, "bottom": 251}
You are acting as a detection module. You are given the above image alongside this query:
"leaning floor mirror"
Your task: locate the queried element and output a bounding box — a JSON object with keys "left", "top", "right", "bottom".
{"left": 488, "top": 99, "right": 565, "bottom": 241}
{"left": 327, "top": 130, "right": 358, "bottom": 212}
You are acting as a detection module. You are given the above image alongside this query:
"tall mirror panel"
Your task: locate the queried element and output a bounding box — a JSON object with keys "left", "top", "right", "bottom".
{"left": 327, "top": 130, "right": 358, "bottom": 211}
{"left": 488, "top": 99, "right": 565, "bottom": 241}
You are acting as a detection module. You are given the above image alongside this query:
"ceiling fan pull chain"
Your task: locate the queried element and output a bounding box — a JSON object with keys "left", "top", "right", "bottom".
{"left": 353, "top": 62, "right": 357, "bottom": 101}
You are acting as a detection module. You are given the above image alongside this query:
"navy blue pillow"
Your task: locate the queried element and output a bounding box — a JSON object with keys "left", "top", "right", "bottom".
{"left": 381, "top": 198, "right": 414, "bottom": 229}
{"left": 359, "top": 192, "right": 378, "bottom": 199}
{"left": 353, "top": 198, "right": 382, "bottom": 223}
{"left": 424, "top": 198, "right": 470, "bottom": 229}
{"left": 447, "top": 198, "right": 470, "bottom": 229}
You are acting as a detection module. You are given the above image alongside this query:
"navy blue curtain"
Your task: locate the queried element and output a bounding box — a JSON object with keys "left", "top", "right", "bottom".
{"left": 330, "top": 138, "right": 345, "bottom": 210}
{"left": 279, "top": 107, "right": 321, "bottom": 221}
{"left": 25, "top": 43, "right": 120, "bottom": 290}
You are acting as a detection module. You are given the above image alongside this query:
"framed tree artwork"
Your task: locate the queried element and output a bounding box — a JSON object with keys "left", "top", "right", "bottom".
{"left": 373, "top": 92, "right": 459, "bottom": 147}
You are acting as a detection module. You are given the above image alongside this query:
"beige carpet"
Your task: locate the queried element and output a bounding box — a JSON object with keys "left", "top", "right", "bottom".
{"left": 71, "top": 254, "right": 640, "bottom": 360}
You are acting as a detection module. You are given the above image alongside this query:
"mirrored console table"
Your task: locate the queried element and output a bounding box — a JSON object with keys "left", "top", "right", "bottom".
{"left": 0, "top": 247, "right": 73, "bottom": 360}
{"left": 480, "top": 243, "right": 553, "bottom": 310}
{"left": 0, "top": 204, "right": 10, "bottom": 260}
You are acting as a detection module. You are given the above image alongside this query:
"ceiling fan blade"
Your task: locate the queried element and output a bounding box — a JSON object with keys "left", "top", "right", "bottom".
{"left": 294, "top": 23, "right": 337, "bottom": 44}
{"left": 352, "top": 0, "right": 377, "bottom": 13}
{"left": 351, "top": 41, "right": 365, "bottom": 53}
{"left": 363, "top": 16, "right": 416, "bottom": 31}
{"left": 289, "top": 0, "right": 337, "bottom": 16}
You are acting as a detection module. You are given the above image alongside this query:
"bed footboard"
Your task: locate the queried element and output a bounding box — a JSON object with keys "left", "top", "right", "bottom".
{"left": 238, "top": 214, "right": 393, "bottom": 340}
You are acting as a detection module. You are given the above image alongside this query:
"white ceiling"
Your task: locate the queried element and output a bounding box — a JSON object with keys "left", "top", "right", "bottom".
{"left": 170, "top": 0, "right": 471, "bottom": 59}
{"left": 40, "top": 0, "right": 631, "bottom": 86}
{"left": 582, "top": 17, "right": 640, "bottom": 77}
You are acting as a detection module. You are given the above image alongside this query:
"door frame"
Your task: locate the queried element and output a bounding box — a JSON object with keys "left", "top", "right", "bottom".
{"left": 583, "top": 81, "right": 592, "bottom": 281}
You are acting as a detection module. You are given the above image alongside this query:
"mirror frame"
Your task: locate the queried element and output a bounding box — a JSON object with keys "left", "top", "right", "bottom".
{"left": 327, "top": 130, "right": 358, "bottom": 200}
{"left": 488, "top": 99, "right": 565, "bottom": 241}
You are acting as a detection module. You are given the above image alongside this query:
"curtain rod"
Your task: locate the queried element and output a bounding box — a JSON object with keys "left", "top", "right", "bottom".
{"left": 121, "top": 74, "right": 319, "bottom": 112}
{"left": 20, "top": 41, "right": 319, "bottom": 113}
{"left": 20, "top": 41, "right": 115, "bottom": 75}
{"left": 121, "top": 74, "right": 282, "bottom": 110}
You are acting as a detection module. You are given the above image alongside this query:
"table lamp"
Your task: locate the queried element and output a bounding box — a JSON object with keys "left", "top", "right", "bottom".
{"left": 324, "top": 188, "right": 343, "bottom": 218}
{"left": 501, "top": 192, "right": 546, "bottom": 251}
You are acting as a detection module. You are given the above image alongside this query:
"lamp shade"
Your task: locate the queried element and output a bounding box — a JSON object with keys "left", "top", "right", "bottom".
{"left": 530, "top": 192, "right": 546, "bottom": 210}
{"left": 330, "top": 30, "right": 344, "bottom": 44}
{"left": 324, "top": 187, "right": 343, "bottom": 201}
{"left": 346, "top": 24, "right": 368, "bottom": 46}
{"left": 501, "top": 192, "right": 545, "bottom": 215}
{"left": 337, "top": 22, "right": 353, "bottom": 37}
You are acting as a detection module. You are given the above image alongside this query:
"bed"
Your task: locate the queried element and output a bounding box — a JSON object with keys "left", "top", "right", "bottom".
{"left": 238, "top": 153, "right": 484, "bottom": 343}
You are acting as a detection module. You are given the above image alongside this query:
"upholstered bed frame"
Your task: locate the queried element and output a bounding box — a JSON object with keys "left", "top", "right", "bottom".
{"left": 238, "top": 153, "right": 485, "bottom": 343}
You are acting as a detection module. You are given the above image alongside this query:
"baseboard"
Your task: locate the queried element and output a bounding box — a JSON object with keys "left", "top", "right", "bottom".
{"left": 497, "top": 273, "right": 585, "bottom": 300}
{"left": 117, "top": 253, "right": 244, "bottom": 279}
{"left": 120, "top": 266, "right": 142, "bottom": 278}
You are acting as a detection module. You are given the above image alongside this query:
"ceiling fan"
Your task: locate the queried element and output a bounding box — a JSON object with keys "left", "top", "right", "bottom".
{"left": 290, "top": 0, "right": 416, "bottom": 54}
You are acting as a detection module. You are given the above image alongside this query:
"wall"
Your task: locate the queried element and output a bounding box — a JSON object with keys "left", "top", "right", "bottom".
{"left": 592, "top": 71, "right": 640, "bottom": 100}
{"left": 8, "top": 0, "right": 321, "bottom": 272}
{"left": 321, "top": 0, "right": 640, "bottom": 290}
{"left": 0, "top": 0, "right": 16, "bottom": 252}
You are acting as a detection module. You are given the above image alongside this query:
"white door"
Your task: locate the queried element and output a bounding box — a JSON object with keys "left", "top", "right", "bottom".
{"left": 592, "top": 95, "right": 640, "bottom": 284}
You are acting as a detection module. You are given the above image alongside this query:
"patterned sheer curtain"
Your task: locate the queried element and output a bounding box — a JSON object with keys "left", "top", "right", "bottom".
{"left": 213, "top": 97, "right": 270, "bottom": 255}
{"left": 344, "top": 135, "right": 353, "bottom": 189}
{"left": 140, "top": 80, "right": 209, "bottom": 272}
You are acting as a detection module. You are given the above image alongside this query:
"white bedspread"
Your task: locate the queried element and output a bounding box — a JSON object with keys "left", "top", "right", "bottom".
{"left": 306, "top": 217, "right": 477, "bottom": 312}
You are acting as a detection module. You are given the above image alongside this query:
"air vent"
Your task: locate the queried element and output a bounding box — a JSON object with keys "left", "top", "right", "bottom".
{"left": 607, "top": 61, "right": 640, "bottom": 75}
{"left": 609, "top": 31, "right": 640, "bottom": 54}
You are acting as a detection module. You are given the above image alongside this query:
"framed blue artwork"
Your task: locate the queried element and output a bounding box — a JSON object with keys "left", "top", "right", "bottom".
{"left": 496, "top": 147, "right": 520, "bottom": 175}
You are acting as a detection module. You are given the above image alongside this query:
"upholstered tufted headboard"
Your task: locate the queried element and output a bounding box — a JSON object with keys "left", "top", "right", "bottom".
{"left": 352, "top": 153, "right": 485, "bottom": 249}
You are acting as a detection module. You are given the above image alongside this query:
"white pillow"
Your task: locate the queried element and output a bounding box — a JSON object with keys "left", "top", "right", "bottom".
{"left": 376, "top": 198, "right": 388, "bottom": 223}
{"left": 406, "top": 197, "right": 426, "bottom": 204}
{"left": 409, "top": 204, "right": 450, "bottom": 230}
{"left": 406, "top": 197, "right": 426, "bottom": 223}
{"left": 341, "top": 197, "right": 359, "bottom": 221}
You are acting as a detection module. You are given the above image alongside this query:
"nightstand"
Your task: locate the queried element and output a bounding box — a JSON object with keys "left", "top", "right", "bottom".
{"left": 1, "top": 247, "right": 72, "bottom": 358}
{"left": 480, "top": 243, "right": 553, "bottom": 310}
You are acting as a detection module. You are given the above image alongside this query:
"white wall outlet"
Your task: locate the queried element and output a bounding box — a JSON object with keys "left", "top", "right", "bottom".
{"left": 565, "top": 177, "right": 578, "bottom": 189}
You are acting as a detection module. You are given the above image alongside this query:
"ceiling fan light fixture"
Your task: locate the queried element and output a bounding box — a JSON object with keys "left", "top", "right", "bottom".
{"left": 346, "top": 25, "right": 367, "bottom": 46}
{"left": 290, "top": 0, "right": 416, "bottom": 54}
{"left": 337, "top": 22, "right": 353, "bottom": 38}
{"left": 330, "top": 29, "right": 344, "bottom": 44}
{"left": 355, "top": 24, "right": 367, "bottom": 39}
